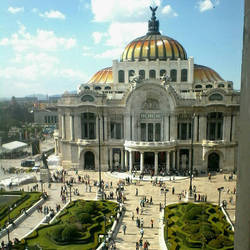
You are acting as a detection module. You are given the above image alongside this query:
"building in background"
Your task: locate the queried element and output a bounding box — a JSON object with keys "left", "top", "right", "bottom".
{"left": 56, "top": 8, "right": 240, "bottom": 174}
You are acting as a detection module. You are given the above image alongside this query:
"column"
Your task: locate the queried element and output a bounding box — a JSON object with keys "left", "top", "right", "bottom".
{"left": 176, "top": 149, "right": 180, "bottom": 171}
{"left": 140, "top": 152, "right": 144, "bottom": 173}
{"left": 61, "top": 115, "right": 65, "bottom": 139}
{"left": 167, "top": 151, "right": 171, "bottom": 172}
{"left": 146, "top": 123, "right": 148, "bottom": 141}
{"left": 153, "top": 123, "right": 155, "bottom": 141}
{"left": 193, "top": 116, "right": 198, "bottom": 142}
{"left": 70, "top": 115, "right": 74, "bottom": 141}
{"left": 223, "top": 115, "right": 230, "bottom": 141}
{"left": 55, "top": 139, "right": 58, "bottom": 155}
{"left": 121, "top": 149, "right": 124, "bottom": 170}
{"left": 199, "top": 115, "right": 207, "bottom": 141}
{"left": 129, "top": 151, "right": 133, "bottom": 172}
{"left": 74, "top": 114, "right": 81, "bottom": 141}
{"left": 96, "top": 116, "right": 99, "bottom": 140}
{"left": 170, "top": 115, "right": 177, "bottom": 141}
{"left": 125, "top": 150, "right": 128, "bottom": 170}
{"left": 154, "top": 152, "right": 158, "bottom": 175}
{"left": 104, "top": 116, "right": 108, "bottom": 141}
{"left": 173, "top": 151, "right": 176, "bottom": 170}
{"left": 110, "top": 148, "right": 113, "bottom": 170}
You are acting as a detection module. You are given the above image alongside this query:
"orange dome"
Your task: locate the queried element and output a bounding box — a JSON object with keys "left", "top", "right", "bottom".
{"left": 194, "top": 65, "right": 224, "bottom": 83}
{"left": 88, "top": 67, "right": 113, "bottom": 84}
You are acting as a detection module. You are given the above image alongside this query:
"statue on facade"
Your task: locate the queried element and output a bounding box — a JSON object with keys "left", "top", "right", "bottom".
{"left": 41, "top": 153, "right": 48, "bottom": 169}
{"left": 161, "top": 73, "right": 171, "bottom": 86}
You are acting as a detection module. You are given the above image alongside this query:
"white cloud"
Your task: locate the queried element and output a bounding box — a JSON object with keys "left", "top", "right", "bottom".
{"left": 59, "top": 69, "right": 88, "bottom": 80}
{"left": 90, "top": 0, "right": 161, "bottom": 22}
{"left": 8, "top": 6, "right": 24, "bottom": 14}
{"left": 161, "top": 5, "right": 178, "bottom": 17}
{"left": 92, "top": 31, "right": 107, "bottom": 44}
{"left": 0, "top": 24, "right": 76, "bottom": 52}
{"left": 32, "top": 8, "right": 38, "bottom": 13}
{"left": 39, "top": 10, "right": 66, "bottom": 19}
{"left": 94, "top": 48, "right": 123, "bottom": 59}
{"left": 198, "top": 0, "right": 219, "bottom": 12}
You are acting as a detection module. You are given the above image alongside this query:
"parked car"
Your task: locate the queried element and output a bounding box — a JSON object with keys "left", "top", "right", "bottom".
{"left": 21, "top": 159, "right": 35, "bottom": 167}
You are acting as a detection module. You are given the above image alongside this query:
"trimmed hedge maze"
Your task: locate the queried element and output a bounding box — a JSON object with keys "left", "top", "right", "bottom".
{"left": 164, "top": 203, "right": 234, "bottom": 250}
{"left": 0, "top": 191, "right": 42, "bottom": 229}
{"left": 21, "top": 200, "right": 119, "bottom": 250}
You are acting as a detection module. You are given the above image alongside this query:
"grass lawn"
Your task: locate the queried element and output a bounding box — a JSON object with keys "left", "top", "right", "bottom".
{"left": 164, "top": 202, "right": 234, "bottom": 250}
{"left": 18, "top": 200, "right": 119, "bottom": 250}
{"left": 0, "top": 190, "right": 42, "bottom": 229}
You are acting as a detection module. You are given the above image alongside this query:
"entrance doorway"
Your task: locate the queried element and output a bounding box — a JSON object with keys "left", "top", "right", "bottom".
{"left": 144, "top": 152, "right": 154, "bottom": 174}
{"left": 208, "top": 152, "right": 220, "bottom": 172}
{"left": 84, "top": 151, "right": 95, "bottom": 170}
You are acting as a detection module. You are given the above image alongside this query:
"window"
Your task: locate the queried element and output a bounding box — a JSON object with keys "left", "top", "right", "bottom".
{"left": 84, "top": 86, "right": 90, "bottom": 90}
{"left": 148, "top": 123, "right": 153, "bottom": 141}
{"left": 195, "top": 85, "right": 202, "bottom": 89}
{"left": 104, "top": 86, "right": 111, "bottom": 90}
{"left": 149, "top": 70, "right": 156, "bottom": 79}
{"left": 129, "top": 70, "right": 135, "bottom": 82}
{"left": 181, "top": 69, "right": 188, "bottom": 82}
{"left": 155, "top": 123, "right": 161, "bottom": 141}
{"left": 118, "top": 70, "right": 124, "bottom": 83}
{"left": 170, "top": 69, "right": 177, "bottom": 82}
{"left": 209, "top": 93, "right": 223, "bottom": 101}
{"left": 139, "top": 70, "right": 145, "bottom": 80}
{"left": 178, "top": 122, "right": 191, "bottom": 140}
{"left": 206, "top": 84, "right": 213, "bottom": 89}
{"left": 160, "top": 69, "right": 166, "bottom": 77}
{"left": 95, "top": 86, "right": 101, "bottom": 90}
{"left": 207, "top": 112, "right": 223, "bottom": 140}
{"left": 218, "top": 83, "right": 225, "bottom": 88}
{"left": 81, "top": 113, "right": 96, "bottom": 139}
{"left": 44, "top": 116, "right": 47, "bottom": 123}
{"left": 110, "top": 122, "right": 122, "bottom": 139}
{"left": 141, "top": 123, "right": 146, "bottom": 141}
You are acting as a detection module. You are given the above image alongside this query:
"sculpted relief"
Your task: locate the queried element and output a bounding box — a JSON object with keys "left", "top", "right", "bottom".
{"left": 142, "top": 98, "right": 160, "bottom": 110}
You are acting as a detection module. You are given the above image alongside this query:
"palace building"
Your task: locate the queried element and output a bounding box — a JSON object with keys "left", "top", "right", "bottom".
{"left": 55, "top": 8, "right": 240, "bottom": 175}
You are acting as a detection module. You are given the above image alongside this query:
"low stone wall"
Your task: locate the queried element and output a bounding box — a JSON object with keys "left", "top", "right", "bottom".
{"left": 159, "top": 209, "right": 168, "bottom": 250}
{"left": 96, "top": 203, "right": 125, "bottom": 250}
{"left": 0, "top": 196, "right": 45, "bottom": 239}
{"left": 220, "top": 205, "right": 235, "bottom": 231}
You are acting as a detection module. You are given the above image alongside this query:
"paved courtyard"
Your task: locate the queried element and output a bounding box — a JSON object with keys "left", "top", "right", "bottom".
{"left": 0, "top": 160, "right": 237, "bottom": 249}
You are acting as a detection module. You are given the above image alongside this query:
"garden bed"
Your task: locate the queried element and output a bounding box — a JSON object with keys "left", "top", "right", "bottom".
{"left": 0, "top": 190, "right": 42, "bottom": 229}
{"left": 18, "top": 200, "right": 119, "bottom": 250}
{"left": 164, "top": 202, "right": 234, "bottom": 249}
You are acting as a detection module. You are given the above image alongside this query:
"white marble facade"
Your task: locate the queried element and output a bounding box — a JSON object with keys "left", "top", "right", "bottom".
{"left": 55, "top": 10, "right": 240, "bottom": 175}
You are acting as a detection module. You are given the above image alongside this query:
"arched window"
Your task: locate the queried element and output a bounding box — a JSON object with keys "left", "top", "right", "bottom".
{"left": 84, "top": 86, "right": 90, "bottom": 90}
{"left": 160, "top": 69, "right": 166, "bottom": 77}
{"left": 128, "top": 70, "right": 135, "bottom": 82}
{"left": 139, "top": 70, "right": 145, "bottom": 79}
{"left": 170, "top": 69, "right": 177, "bottom": 82}
{"left": 195, "top": 85, "right": 202, "bottom": 89}
{"left": 104, "top": 86, "right": 111, "bottom": 90}
{"left": 118, "top": 70, "right": 124, "bottom": 83}
{"left": 149, "top": 70, "right": 156, "bottom": 79}
{"left": 181, "top": 69, "right": 188, "bottom": 82}
{"left": 81, "top": 113, "right": 96, "bottom": 139}
{"left": 94, "top": 86, "right": 101, "bottom": 90}
{"left": 228, "top": 84, "right": 232, "bottom": 88}
{"left": 209, "top": 93, "right": 223, "bottom": 101}
{"left": 218, "top": 83, "right": 225, "bottom": 88}
{"left": 207, "top": 112, "right": 223, "bottom": 141}
{"left": 206, "top": 84, "right": 213, "bottom": 88}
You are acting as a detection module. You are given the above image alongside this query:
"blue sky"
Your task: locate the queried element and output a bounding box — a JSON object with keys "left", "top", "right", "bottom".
{"left": 0, "top": 0, "right": 244, "bottom": 98}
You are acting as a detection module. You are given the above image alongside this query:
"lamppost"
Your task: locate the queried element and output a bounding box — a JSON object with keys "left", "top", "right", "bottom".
{"left": 165, "top": 218, "right": 169, "bottom": 242}
{"left": 164, "top": 188, "right": 169, "bottom": 208}
{"left": 217, "top": 187, "right": 224, "bottom": 206}
{"left": 69, "top": 183, "right": 72, "bottom": 202}
{"left": 189, "top": 114, "right": 195, "bottom": 197}
{"left": 7, "top": 206, "right": 12, "bottom": 244}
{"left": 40, "top": 180, "right": 43, "bottom": 193}
{"left": 96, "top": 115, "right": 103, "bottom": 200}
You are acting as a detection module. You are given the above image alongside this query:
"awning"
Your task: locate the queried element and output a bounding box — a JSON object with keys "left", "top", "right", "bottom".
{"left": 2, "top": 141, "right": 28, "bottom": 152}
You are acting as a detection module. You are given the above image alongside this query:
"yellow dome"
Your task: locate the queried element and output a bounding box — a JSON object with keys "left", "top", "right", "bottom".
{"left": 194, "top": 65, "right": 224, "bottom": 83}
{"left": 121, "top": 34, "right": 187, "bottom": 62}
{"left": 88, "top": 67, "right": 113, "bottom": 84}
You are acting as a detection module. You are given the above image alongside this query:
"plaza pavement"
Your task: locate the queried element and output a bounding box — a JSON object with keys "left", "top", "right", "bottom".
{"left": 0, "top": 165, "right": 236, "bottom": 249}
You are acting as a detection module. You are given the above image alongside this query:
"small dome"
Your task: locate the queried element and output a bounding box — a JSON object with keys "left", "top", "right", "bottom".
{"left": 88, "top": 67, "right": 113, "bottom": 84}
{"left": 194, "top": 64, "right": 224, "bottom": 83}
{"left": 121, "top": 34, "right": 187, "bottom": 62}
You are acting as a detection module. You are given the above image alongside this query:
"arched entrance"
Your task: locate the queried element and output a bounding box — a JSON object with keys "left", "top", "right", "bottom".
{"left": 208, "top": 152, "right": 220, "bottom": 172}
{"left": 84, "top": 151, "right": 95, "bottom": 170}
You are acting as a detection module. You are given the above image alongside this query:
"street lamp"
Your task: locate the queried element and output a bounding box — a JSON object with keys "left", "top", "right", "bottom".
{"left": 164, "top": 188, "right": 169, "bottom": 208}
{"left": 69, "top": 183, "right": 72, "bottom": 202}
{"left": 217, "top": 187, "right": 224, "bottom": 206}
{"left": 40, "top": 180, "right": 43, "bottom": 193}
{"left": 189, "top": 114, "right": 195, "bottom": 197}
{"left": 96, "top": 115, "right": 103, "bottom": 200}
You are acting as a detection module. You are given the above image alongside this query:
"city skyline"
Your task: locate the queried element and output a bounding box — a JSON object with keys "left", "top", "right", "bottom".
{"left": 0, "top": 0, "right": 244, "bottom": 98}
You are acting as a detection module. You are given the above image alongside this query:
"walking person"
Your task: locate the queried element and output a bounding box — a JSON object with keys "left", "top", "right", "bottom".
{"left": 136, "top": 188, "right": 138, "bottom": 196}
{"left": 122, "top": 224, "right": 127, "bottom": 235}
{"left": 150, "top": 218, "right": 154, "bottom": 228}
{"left": 140, "top": 228, "right": 144, "bottom": 238}
{"left": 131, "top": 211, "right": 134, "bottom": 221}
{"left": 136, "top": 206, "right": 139, "bottom": 215}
